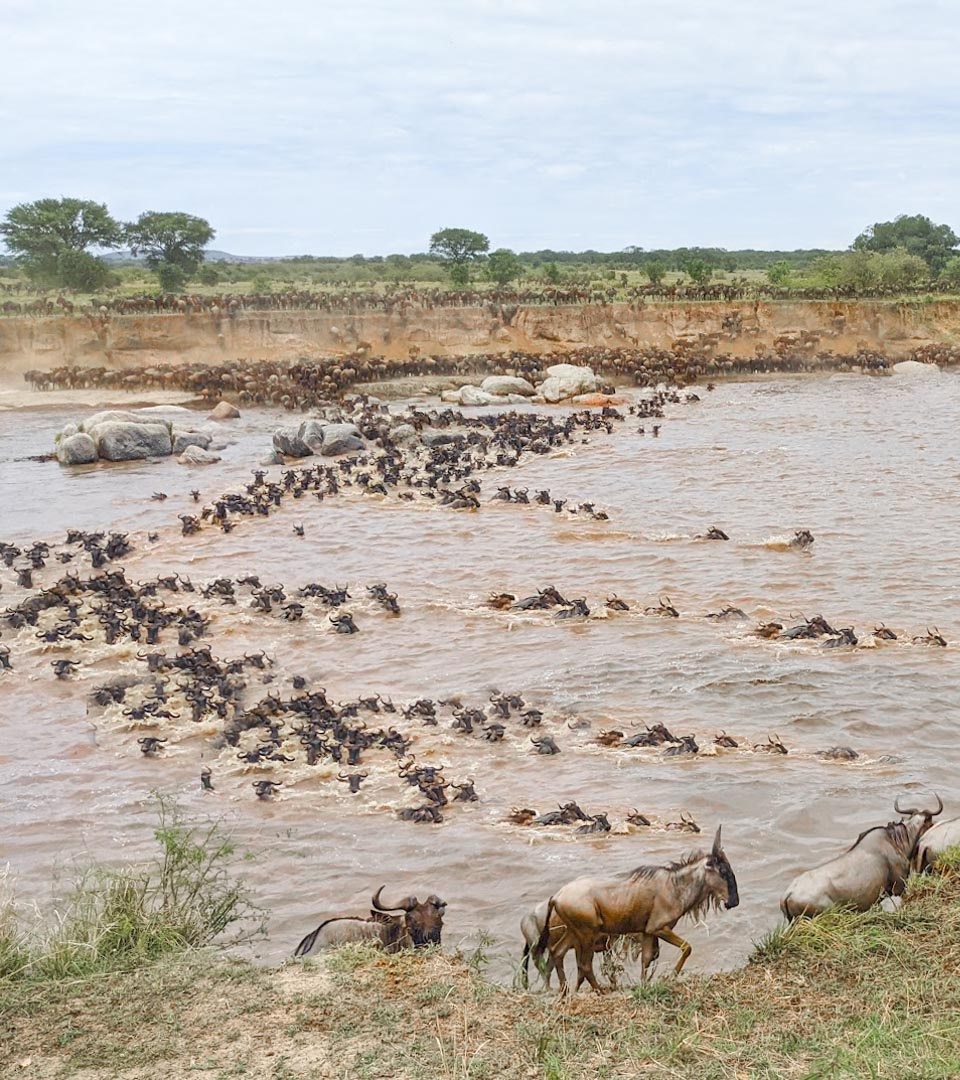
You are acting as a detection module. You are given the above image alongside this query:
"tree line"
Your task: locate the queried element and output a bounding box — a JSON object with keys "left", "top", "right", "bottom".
{"left": 2, "top": 200, "right": 959, "bottom": 296}
{"left": 0, "top": 198, "right": 214, "bottom": 292}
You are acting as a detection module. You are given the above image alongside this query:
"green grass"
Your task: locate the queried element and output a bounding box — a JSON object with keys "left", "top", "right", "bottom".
{"left": 0, "top": 795, "right": 263, "bottom": 984}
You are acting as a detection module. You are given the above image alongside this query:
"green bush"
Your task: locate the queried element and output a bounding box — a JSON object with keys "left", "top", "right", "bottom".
{"left": 0, "top": 796, "right": 264, "bottom": 983}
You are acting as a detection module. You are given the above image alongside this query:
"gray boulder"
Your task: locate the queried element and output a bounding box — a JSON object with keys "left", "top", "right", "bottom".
{"left": 56, "top": 432, "right": 98, "bottom": 466}
{"left": 172, "top": 431, "right": 213, "bottom": 454}
{"left": 260, "top": 450, "right": 284, "bottom": 466}
{"left": 538, "top": 364, "right": 597, "bottom": 402}
{"left": 421, "top": 429, "right": 462, "bottom": 447}
{"left": 459, "top": 384, "right": 497, "bottom": 406}
{"left": 273, "top": 426, "right": 313, "bottom": 458}
{"left": 92, "top": 421, "right": 173, "bottom": 461}
{"left": 178, "top": 446, "right": 222, "bottom": 465}
{"left": 208, "top": 401, "right": 241, "bottom": 420}
{"left": 318, "top": 422, "right": 364, "bottom": 457}
{"left": 481, "top": 375, "right": 535, "bottom": 397}
{"left": 79, "top": 410, "right": 143, "bottom": 432}
{"left": 391, "top": 423, "right": 418, "bottom": 446}
{"left": 298, "top": 419, "right": 328, "bottom": 453}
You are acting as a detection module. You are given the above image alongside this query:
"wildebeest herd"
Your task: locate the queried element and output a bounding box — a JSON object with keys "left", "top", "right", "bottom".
{"left": 3, "top": 349, "right": 957, "bottom": 999}
{"left": 296, "top": 793, "right": 953, "bottom": 995}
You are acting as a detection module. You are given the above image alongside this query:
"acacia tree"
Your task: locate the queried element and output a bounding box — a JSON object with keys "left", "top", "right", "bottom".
{"left": 428, "top": 227, "right": 489, "bottom": 285}
{"left": 0, "top": 197, "right": 122, "bottom": 287}
{"left": 485, "top": 248, "right": 523, "bottom": 286}
{"left": 853, "top": 214, "right": 958, "bottom": 274}
{"left": 682, "top": 257, "right": 712, "bottom": 285}
{"left": 126, "top": 211, "right": 215, "bottom": 291}
{"left": 644, "top": 259, "right": 666, "bottom": 285}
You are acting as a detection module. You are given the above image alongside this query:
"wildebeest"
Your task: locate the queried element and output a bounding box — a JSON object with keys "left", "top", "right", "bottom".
{"left": 533, "top": 827, "right": 738, "bottom": 994}
{"left": 293, "top": 886, "right": 446, "bottom": 957}
{"left": 780, "top": 795, "right": 943, "bottom": 919}
{"left": 914, "top": 815, "right": 960, "bottom": 872}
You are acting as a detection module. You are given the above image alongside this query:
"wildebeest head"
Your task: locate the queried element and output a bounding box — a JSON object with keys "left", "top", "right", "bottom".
{"left": 704, "top": 827, "right": 740, "bottom": 909}
{"left": 893, "top": 793, "right": 943, "bottom": 851}
{"left": 370, "top": 885, "right": 446, "bottom": 947}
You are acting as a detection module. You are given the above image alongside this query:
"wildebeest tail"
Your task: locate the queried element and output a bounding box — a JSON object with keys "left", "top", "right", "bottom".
{"left": 532, "top": 898, "right": 555, "bottom": 964}
{"left": 294, "top": 919, "right": 333, "bottom": 957}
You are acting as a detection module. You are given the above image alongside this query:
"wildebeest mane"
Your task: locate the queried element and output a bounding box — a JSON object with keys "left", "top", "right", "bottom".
{"left": 848, "top": 820, "right": 909, "bottom": 852}
{"left": 627, "top": 849, "right": 705, "bottom": 881}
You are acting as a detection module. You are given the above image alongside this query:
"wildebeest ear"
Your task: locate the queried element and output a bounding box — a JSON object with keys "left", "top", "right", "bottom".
{"left": 712, "top": 825, "right": 722, "bottom": 855}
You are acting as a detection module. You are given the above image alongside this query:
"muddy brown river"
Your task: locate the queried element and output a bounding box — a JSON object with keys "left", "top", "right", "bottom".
{"left": 1, "top": 369, "right": 958, "bottom": 982}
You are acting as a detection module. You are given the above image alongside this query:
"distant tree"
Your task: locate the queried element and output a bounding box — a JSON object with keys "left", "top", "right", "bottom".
{"left": 196, "top": 264, "right": 220, "bottom": 286}
{"left": 1, "top": 197, "right": 121, "bottom": 288}
{"left": 126, "top": 212, "right": 216, "bottom": 283}
{"left": 486, "top": 248, "right": 523, "bottom": 286}
{"left": 853, "top": 214, "right": 958, "bottom": 273}
{"left": 542, "top": 262, "right": 562, "bottom": 285}
{"left": 644, "top": 260, "right": 666, "bottom": 285}
{"left": 766, "top": 261, "right": 792, "bottom": 286}
{"left": 682, "top": 258, "right": 712, "bottom": 285}
{"left": 874, "top": 247, "right": 927, "bottom": 289}
{"left": 157, "top": 263, "right": 188, "bottom": 293}
{"left": 428, "top": 227, "right": 490, "bottom": 285}
{"left": 939, "top": 255, "right": 960, "bottom": 289}
{"left": 55, "top": 250, "right": 114, "bottom": 291}
{"left": 0, "top": 197, "right": 122, "bottom": 260}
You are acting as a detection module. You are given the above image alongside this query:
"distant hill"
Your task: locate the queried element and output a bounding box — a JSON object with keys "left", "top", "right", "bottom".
{"left": 101, "top": 249, "right": 283, "bottom": 265}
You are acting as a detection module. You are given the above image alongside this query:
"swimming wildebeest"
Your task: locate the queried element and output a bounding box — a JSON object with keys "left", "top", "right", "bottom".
{"left": 293, "top": 886, "right": 446, "bottom": 957}
{"left": 780, "top": 795, "right": 943, "bottom": 919}
{"left": 533, "top": 826, "right": 738, "bottom": 994}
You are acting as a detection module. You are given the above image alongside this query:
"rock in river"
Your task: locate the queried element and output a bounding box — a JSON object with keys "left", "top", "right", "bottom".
{"left": 56, "top": 432, "right": 98, "bottom": 466}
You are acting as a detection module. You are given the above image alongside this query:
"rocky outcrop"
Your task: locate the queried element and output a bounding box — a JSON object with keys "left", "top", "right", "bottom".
{"left": 537, "top": 364, "right": 597, "bottom": 402}
{"left": 480, "top": 375, "right": 535, "bottom": 397}
{"left": 172, "top": 431, "right": 213, "bottom": 454}
{"left": 56, "top": 432, "right": 98, "bottom": 466}
{"left": 316, "top": 422, "right": 364, "bottom": 456}
{"left": 208, "top": 401, "right": 241, "bottom": 420}
{"left": 178, "top": 445, "right": 222, "bottom": 465}
{"left": 272, "top": 425, "right": 313, "bottom": 458}
{"left": 272, "top": 420, "right": 365, "bottom": 459}
{"left": 90, "top": 421, "right": 173, "bottom": 461}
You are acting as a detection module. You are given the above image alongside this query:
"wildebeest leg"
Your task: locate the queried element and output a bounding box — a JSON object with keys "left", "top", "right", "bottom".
{"left": 551, "top": 930, "right": 573, "bottom": 995}
{"left": 657, "top": 928, "right": 692, "bottom": 974}
{"left": 640, "top": 934, "right": 661, "bottom": 983}
{"left": 574, "top": 937, "right": 603, "bottom": 994}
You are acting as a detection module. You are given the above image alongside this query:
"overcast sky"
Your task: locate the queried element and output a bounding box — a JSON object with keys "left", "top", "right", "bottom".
{"left": 1, "top": 0, "right": 955, "bottom": 255}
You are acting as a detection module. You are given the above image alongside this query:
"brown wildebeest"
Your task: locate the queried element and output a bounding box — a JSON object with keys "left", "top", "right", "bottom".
{"left": 534, "top": 827, "right": 738, "bottom": 994}
{"left": 293, "top": 885, "right": 446, "bottom": 957}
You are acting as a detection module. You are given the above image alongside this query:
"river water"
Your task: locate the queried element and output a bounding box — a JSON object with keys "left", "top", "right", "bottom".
{"left": 1, "top": 369, "right": 958, "bottom": 982}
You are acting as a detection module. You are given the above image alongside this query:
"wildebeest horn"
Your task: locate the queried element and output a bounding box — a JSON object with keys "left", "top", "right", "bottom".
{"left": 929, "top": 793, "right": 944, "bottom": 816}
{"left": 894, "top": 796, "right": 917, "bottom": 816}
{"left": 371, "top": 885, "right": 417, "bottom": 912}
{"left": 712, "top": 825, "right": 722, "bottom": 855}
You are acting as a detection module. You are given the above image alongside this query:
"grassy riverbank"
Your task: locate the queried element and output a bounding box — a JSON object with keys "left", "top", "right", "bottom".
{"left": 4, "top": 861, "right": 960, "bottom": 1079}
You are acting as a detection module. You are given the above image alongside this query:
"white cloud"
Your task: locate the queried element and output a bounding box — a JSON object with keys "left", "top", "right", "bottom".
{"left": 1, "top": 0, "right": 958, "bottom": 253}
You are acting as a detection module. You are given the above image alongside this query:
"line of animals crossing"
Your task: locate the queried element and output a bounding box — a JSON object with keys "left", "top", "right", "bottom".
{"left": 293, "top": 795, "right": 955, "bottom": 995}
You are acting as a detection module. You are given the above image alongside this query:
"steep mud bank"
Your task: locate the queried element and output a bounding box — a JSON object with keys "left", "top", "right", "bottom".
{"left": 2, "top": 300, "right": 960, "bottom": 378}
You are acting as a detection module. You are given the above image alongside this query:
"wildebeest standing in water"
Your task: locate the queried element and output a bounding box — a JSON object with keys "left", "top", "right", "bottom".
{"left": 780, "top": 795, "right": 943, "bottom": 919}
{"left": 534, "top": 827, "right": 739, "bottom": 994}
